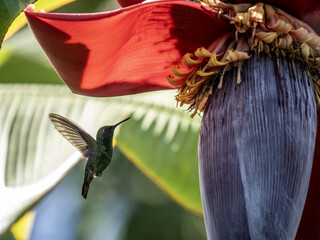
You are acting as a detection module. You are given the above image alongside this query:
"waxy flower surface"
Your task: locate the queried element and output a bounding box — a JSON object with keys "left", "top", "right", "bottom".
{"left": 25, "top": 0, "right": 320, "bottom": 239}
{"left": 24, "top": 2, "right": 232, "bottom": 96}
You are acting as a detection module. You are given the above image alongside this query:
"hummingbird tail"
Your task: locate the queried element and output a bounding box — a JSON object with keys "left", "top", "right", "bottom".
{"left": 82, "top": 173, "right": 93, "bottom": 199}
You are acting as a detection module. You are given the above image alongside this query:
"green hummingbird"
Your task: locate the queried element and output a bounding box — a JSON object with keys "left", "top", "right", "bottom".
{"left": 49, "top": 113, "right": 130, "bottom": 199}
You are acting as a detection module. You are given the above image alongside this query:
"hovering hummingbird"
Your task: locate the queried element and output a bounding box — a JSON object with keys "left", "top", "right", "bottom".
{"left": 49, "top": 113, "right": 130, "bottom": 199}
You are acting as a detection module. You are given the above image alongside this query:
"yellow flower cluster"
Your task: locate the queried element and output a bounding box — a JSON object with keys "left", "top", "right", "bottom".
{"left": 168, "top": 1, "right": 320, "bottom": 117}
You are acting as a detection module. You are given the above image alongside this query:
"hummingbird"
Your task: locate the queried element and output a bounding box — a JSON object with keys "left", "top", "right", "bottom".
{"left": 49, "top": 113, "right": 130, "bottom": 199}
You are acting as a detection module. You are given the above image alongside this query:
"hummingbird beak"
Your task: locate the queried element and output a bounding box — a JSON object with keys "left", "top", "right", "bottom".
{"left": 113, "top": 117, "right": 130, "bottom": 128}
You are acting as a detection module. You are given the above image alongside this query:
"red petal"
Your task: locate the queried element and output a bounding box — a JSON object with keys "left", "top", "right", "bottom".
{"left": 230, "top": 0, "right": 320, "bottom": 34}
{"left": 25, "top": 1, "right": 232, "bottom": 97}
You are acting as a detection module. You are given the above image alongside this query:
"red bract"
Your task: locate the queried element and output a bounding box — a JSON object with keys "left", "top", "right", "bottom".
{"left": 25, "top": 1, "right": 232, "bottom": 97}
{"left": 24, "top": 0, "right": 320, "bottom": 97}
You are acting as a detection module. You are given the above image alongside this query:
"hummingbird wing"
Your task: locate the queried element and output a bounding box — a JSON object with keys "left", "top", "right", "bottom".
{"left": 49, "top": 113, "right": 97, "bottom": 158}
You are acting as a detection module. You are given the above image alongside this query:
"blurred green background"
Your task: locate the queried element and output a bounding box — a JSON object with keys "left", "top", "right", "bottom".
{"left": 28, "top": 148, "right": 206, "bottom": 240}
{"left": 0, "top": 0, "right": 206, "bottom": 239}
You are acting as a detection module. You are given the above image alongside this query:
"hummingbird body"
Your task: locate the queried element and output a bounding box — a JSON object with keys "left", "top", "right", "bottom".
{"left": 49, "top": 113, "right": 130, "bottom": 199}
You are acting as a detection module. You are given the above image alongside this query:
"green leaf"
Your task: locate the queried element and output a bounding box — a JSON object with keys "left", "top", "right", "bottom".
{"left": 0, "top": 50, "right": 63, "bottom": 84}
{"left": 0, "top": 0, "right": 74, "bottom": 49}
{"left": 0, "top": 85, "right": 82, "bottom": 235}
{"left": 4, "top": 0, "right": 75, "bottom": 41}
{"left": 116, "top": 93, "right": 203, "bottom": 214}
{"left": 0, "top": 85, "right": 202, "bottom": 235}
{"left": 0, "top": 0, "right": 34, "bottom": 48}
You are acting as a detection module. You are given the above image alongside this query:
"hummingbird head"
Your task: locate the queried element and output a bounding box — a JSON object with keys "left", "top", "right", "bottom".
{"left": 96, "top": 117, "right": 131, "bottom": 139}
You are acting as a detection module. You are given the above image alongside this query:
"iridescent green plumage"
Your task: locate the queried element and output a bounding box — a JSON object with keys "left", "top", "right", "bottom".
{"left": 49, "top": 113, "right": 130, "bottom": 199}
